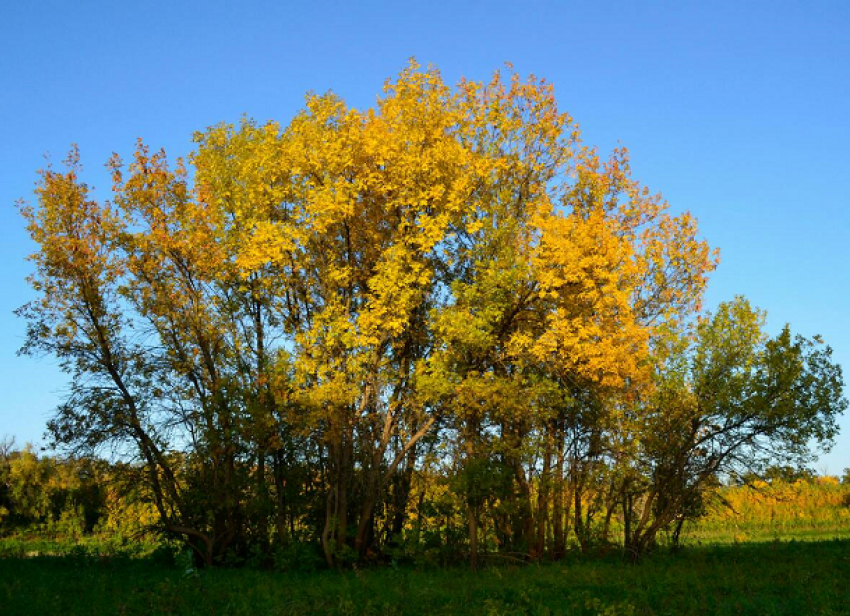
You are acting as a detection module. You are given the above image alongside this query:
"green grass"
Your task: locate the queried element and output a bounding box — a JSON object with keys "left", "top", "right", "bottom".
{"left": 0, "top": 532, "right": 167, "bottom": 560}
{"left": 681, "top": 526, "right": 850, "bottom": 545}
{"left": 1, "top": 538, "right": 849, "bottom": 615}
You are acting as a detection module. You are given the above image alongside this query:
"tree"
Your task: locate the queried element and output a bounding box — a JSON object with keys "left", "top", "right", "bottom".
{"left": 621, "top": 297, "right": 846, "bottom": 557}
{"left": 32, "top": 62, "right": 834, "bottom": 569}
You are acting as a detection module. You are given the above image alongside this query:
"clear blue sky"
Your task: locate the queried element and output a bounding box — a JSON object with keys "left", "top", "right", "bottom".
{"left": 2, "top": 1, "right": 848, "bottom": 471}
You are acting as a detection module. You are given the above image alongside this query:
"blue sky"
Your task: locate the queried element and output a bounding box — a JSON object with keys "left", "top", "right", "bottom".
{"left": 1, "top": 1, "right": 848, "bottom": 471}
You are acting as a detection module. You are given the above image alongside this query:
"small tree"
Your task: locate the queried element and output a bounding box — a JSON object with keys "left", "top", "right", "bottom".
{"left": 623, "top": 297, "right": 846, "bottom": 557}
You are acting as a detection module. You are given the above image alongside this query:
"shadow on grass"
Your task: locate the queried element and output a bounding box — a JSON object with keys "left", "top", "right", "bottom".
{"left": 1, "top": 538, "right": 849, "bottom": 615}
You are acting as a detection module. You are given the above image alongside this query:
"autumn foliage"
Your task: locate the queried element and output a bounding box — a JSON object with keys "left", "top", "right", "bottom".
{"left": 17, "top": 62, "right": 844, "bottom": 566}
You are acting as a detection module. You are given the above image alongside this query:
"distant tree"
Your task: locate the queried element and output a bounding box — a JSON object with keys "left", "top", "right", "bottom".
{"left": 0, "top": 437, "right": 13, "bottom": 526}
{"left": 0, "top": 436, "right": 15, "bottom": 461}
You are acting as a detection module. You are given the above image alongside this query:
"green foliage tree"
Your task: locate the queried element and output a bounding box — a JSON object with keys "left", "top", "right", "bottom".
{"left": 621, "top": 297, "right": 846, "bottom": 556}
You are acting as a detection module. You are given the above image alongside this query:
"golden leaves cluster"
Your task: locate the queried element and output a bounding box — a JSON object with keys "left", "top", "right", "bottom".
{"left": 23, "top": 60, "right": 716, "bottom": 436}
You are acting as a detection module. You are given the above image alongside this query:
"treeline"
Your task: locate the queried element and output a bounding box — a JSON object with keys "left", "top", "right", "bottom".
{"left": 17, "top": 62, "right": 845, "bottom": 567}
{"left": 0, "top": 439, "right": 157, "bottom": 538}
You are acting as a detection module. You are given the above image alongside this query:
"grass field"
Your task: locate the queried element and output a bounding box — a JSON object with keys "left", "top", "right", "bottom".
{"left": 3, "top": 480, "right": 849, "bottom": 614}
{"left": 1, "top": 537, "right": 849, "bottom": 615}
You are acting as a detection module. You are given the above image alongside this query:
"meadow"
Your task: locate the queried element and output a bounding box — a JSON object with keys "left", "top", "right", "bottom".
{"left": 1, "top": 538, "right": 849, "bottom": 615}
{"left": 2, "top": 480, "right": 849, "bottom": 615}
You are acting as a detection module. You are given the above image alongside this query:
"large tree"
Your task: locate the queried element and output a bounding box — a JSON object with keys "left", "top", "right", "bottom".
{"left": 20, "top": 62, "right": 838, "bottom": 567}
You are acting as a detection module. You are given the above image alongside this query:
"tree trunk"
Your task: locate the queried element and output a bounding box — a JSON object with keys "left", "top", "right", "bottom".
{"left": 573, "top": 473, "right": 589, "bottom": 553}
{"left": 321, "top": 485, "right": 336, "bottom": 567}
{"left": 256, "top": 449, "right": 269, "bottom": 549}
{"left": 535, "top": 425, "right": 553, "bottom": 559}
{"left": 468, "top": 504, "right": 479, "bottom": 571}
{"left": 273, "top": 450, "right": 289, "bottom": 546}
{"left": 553, "top": 419, "right": 567, "bottom": 559}
{"left": 672, "top": 516, "right": 686, "bottom": 552}
{"left": 354, "top": 497, "right": 376, "bottom": 557}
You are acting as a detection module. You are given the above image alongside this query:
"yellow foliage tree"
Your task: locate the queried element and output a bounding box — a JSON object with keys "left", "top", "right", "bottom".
{"left": 20, "top": 61, "right": 747, "bottom": 567}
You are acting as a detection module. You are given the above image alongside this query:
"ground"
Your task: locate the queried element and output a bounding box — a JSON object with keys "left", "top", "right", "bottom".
{"left": 1, "top": 537, "right": 849, "bottom": 615}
